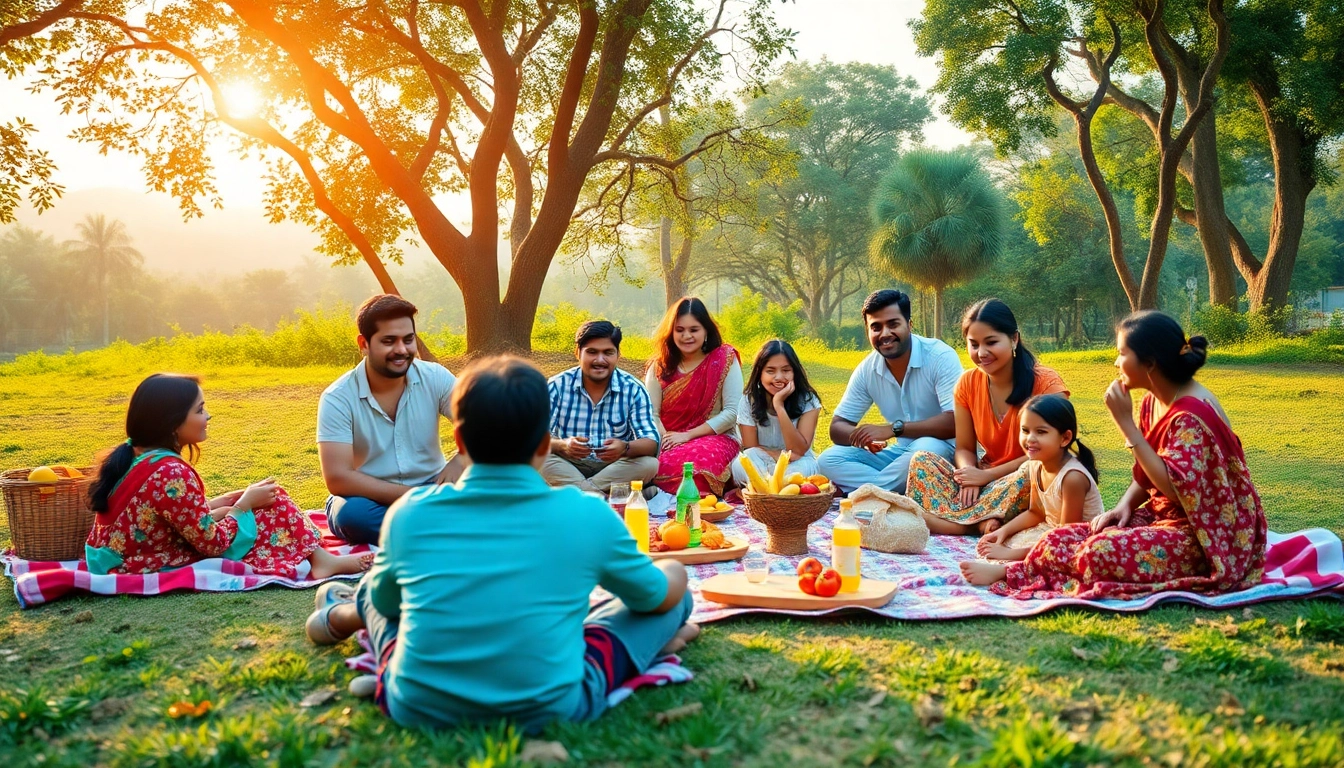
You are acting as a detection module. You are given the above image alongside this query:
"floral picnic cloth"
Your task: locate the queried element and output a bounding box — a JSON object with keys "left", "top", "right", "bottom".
{"left": 667, "top": 507, "right": 1344, "bottom": 623}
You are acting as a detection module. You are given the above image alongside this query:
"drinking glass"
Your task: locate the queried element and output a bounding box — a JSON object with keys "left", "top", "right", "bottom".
{"left": 609, "top": 482, "right": 631, "bottom": 516}
{"left": 743, "top": 546, "right": 769, "bottom": 583}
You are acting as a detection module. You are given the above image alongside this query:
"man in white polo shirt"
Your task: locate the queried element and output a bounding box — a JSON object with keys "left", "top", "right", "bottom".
{"left": 817, "top": 289, "right": 962, "bottom": 494}
{"left": 317, "top": 295, "right": 463, "bottom": 544}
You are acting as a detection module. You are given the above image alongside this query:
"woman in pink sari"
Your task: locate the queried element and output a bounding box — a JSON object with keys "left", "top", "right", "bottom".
{"left": 645, "top": 297, "right": 743, "bottom": 495}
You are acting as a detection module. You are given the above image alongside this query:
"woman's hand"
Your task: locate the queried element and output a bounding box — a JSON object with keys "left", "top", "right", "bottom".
{"left": 1104, "top": 379, "right": 1136, "bottom": 428}
{"left": 953, "top": 466, "right": 993, "bottom": 488}
{"left": 237, "top": 478, "right": 280, "bottom": 511}
{"left": 662, "top": 431, "right": 693, "bottom": 450}
{"left": 1090, "top": 505, "right": 1133, "bottom": 533}
{"left": 957, "top": 484, "right": 982, "bottom": 509}
{"left": 771, "top": 380, "right": 795, "bottom": 409}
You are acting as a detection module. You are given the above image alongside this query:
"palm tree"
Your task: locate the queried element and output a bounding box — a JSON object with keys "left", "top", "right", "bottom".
{"left": 64, "top": 214, "right": 144, "bottom": 346}
{"left": 869, "top": 150, "right": 1005, "bottom": 339}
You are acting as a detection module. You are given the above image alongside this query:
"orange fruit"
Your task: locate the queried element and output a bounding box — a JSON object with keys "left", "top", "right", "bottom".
{"left": 660, "top": 521, "right": 691, "bottom": 550}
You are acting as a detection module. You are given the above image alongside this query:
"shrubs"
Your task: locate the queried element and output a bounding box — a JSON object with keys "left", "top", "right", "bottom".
{"left": 718, "top": 289, "right": 805, "bottom": 351}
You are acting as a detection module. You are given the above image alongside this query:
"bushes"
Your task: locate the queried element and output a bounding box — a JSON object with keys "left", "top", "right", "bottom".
{"left": 718, "top": 289, "right": 805, "bottom": 351}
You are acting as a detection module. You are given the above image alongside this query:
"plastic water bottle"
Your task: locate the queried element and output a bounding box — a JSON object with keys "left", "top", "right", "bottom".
{"left": 676, "top": 462, "right": 701, "bottom": 547}
{"left": 833, "top": 499, "right": 861, "bottom": 593}
{"left": 625, "top": 481, "right": 650, "bottom": 554}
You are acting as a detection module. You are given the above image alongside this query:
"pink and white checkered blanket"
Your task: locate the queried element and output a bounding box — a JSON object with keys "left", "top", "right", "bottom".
{"left": 3, "top": 511, "right": 371, "bottom": 608}
{"left": 680, "top": 509, "right": 1344, "bottom": 623}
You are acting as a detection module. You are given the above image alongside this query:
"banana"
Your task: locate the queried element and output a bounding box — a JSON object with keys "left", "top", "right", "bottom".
{"left": 739, "top": 456, "right": 771, "bottom": 495}
{"left": 770, "top": 452, "right": 789, "bottom": 494}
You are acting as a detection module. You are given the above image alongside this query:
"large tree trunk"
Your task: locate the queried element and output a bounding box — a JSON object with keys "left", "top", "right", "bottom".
{"left": 1241, "top": 82, "right": 1316, "bottom": 315}
{"left": 1187, "top": 114, "right": 1239, "bottom": 308}
{"left": 932, "top": 287, "right": 945, "bottom": 340}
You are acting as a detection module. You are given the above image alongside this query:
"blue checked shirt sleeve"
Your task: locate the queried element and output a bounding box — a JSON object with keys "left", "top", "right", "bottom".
{"left": 625, "top": 379, "right": 661, "bottom": 446}
{"left": 547, "top": 376, "right": 566, "bottom": 437}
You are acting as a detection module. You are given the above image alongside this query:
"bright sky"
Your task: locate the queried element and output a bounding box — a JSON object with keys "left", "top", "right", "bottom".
{"left": 0, "top": 0, "right": 973, "bottom": 252}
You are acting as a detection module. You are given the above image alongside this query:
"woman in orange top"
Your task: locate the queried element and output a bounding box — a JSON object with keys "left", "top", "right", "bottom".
{"left": 907, "top": 299, "right": 1069, "bottom": 534}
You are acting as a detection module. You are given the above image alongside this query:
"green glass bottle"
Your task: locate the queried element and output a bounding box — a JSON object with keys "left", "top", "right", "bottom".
{"left": 676, "top": 461, "right": 702, "bottom": 547}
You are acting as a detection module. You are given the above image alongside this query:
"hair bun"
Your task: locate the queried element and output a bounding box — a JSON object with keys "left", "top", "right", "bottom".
{"left": 1184, "top": 334, "right": 1208, "bottom": 371}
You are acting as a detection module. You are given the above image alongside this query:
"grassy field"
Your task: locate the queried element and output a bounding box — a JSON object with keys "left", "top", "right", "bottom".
{"left": 2, "top": 351, "right": 1344, "bottom": 766}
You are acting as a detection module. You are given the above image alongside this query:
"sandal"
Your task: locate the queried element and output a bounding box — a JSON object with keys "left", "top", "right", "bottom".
{"left": 305, "top": 604, "right": 354, "bottom": 646}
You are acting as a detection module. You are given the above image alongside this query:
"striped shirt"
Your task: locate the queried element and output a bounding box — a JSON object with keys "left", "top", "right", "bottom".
{"left": 547, "top": 367, "right": 661, "bottom": 448}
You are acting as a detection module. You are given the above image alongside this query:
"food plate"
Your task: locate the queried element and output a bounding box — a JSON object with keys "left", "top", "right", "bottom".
{"left": 699, "top": 572, "right": 898, "bottom": 610}
{"left": 698, "top": 505, "right": 736, "bottom": 523}
{"left": 648, "top": 536, "right": 749, "bottom": 565}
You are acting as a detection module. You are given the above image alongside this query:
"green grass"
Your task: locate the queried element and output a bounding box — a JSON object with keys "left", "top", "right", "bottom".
{"left": 2, "top": 351, "right": 1343, "bottom": 766}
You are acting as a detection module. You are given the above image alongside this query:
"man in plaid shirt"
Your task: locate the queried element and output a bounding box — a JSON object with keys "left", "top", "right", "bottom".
{"left": 543, "top": 320, "right": 661, "bottom": 495}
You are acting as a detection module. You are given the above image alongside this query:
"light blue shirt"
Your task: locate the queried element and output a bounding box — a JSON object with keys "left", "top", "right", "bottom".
{"left": 367, "top": 463, "right": 669, "bottom": 730}
{"left": 316, "top": 359, "right": 456, "bottom": 486}
{"left": 832, "top": 335, "right": 963, "bottom": 449}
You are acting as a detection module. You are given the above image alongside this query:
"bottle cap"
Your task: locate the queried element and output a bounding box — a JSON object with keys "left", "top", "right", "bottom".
{"left": 839, "top": 499, "right": 852, "bottom": 510}
{"left": 683, "top": 462, "right": 694, "bottom": 470}
{"left": 631, "top": 480, "right": 643, "bottom": 491}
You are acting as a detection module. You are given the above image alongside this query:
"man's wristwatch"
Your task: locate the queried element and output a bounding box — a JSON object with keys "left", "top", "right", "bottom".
{"left": 620, "top": 441, "right": 630, "bottom": 456}
{"left": 891, "top": 420, "right": 905, "bottom": 438}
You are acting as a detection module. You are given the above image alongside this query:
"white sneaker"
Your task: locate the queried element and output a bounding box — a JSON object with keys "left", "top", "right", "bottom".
{"left": 349, "top": 674, "right": 378, "bottom": 698}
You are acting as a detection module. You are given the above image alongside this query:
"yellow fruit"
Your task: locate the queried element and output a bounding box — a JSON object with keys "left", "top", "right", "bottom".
{"left": 699, "top": 494, "right": 717, "bottom": 507}
{"left": 817, "top": 483, "right": 832, "bottom": 494}
{"left": 27, "top": 466, "right": 59, "bottom": 483}
{"left": 784, "top": 472, "right": 807, "bottom": 487}
{"left": 779, "top": 484, "right": 801, "bottom": 496}
{"left": 807, "top": 474, "right": 829, "bottom": 486}
{"left": 661, "top": 521, "right": 691, "bottom": 550}
{"left": 738, "top": 456, "right": 771, "bottom": 495}
{"left": 770, "top": 453, "right": 789, "bottom": 494}
{"left": 51, "top": 464, "right": 83, "bottom": 478}
{"left": 714, "top": 502, "right": 731, "bottom": 511}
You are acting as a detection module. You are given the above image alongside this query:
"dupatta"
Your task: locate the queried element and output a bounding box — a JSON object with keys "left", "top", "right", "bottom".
{"left": 659, "top": 344, "right": 739, "bottom": 433}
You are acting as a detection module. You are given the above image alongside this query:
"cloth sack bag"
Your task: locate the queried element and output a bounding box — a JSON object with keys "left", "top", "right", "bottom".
{"left": 847, "top": 484, "right": 929, "bottom": 554}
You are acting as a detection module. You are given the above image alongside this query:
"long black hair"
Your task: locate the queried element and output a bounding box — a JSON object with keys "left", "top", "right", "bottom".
{"left": 652, "top": 296, "right": 725, "bottom": 382}
{"left": 1118, "top": 310, "right": 1208, "bottom": 385}
{"left": 962, "top": 298, "right": 1036, "bottom": 406}
{"left": 88, "top": 374, "right": 203, "bottom": 513}
{"left": 1022, "top": 394, "right": 1098, "bottom": 482}
{"left": 746, "top": 339, "right": 820, "bottom": 427}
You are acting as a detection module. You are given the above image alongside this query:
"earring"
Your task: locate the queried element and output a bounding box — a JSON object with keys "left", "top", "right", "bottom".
{"left": 1012, "top": 345, "right": 1017, "bottom": 358}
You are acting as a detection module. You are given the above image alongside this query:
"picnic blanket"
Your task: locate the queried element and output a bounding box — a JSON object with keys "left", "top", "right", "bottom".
{"left": 3, "top": 511, "right": 371, "bottom": 608}
{"left": 675, "top": 508, "right": 1344, "bottom": 623}
{"left": 343, "top": 630, "right": 694, "bottom": 708}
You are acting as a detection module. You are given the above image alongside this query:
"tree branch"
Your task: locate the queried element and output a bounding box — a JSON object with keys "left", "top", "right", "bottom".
{"left": 0, "top": 0, "right": 84, "bottom": 46}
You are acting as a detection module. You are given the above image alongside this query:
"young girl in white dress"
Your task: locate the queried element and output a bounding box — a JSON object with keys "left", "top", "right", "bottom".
{"left": 731, "top": 340, "right": 823, "bottom": 490}
{"left": 970, "top": 394, "right": 1103, "bottom": 563}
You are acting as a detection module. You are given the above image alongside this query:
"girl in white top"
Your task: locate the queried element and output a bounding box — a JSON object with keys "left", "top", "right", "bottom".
{"left": 970, "top": 394, "right": 1104, "bottom": 562}
{"left": 731, "top": 340, "right": 824, "bottom": 489}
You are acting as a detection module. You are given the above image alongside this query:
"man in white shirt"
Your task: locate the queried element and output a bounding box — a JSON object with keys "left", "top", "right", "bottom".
{"left": 317, "top": 295, "right": 463, "bottom": 544}
{"left": 817, "top": 290, "right": 962, "bottom": 493}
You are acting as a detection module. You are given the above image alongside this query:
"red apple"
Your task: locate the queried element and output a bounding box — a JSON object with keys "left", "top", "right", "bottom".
{"left": 797, "top": 557, "right": 824, "bottom": 577}
{"left": 813, "top": 568, "right": 843, "bottom": 597}
{"left": 799, "top": 482, "right": 820, "bottom": 495}
{"left": 798, "top": 573, "right": 819, "bottom": 595}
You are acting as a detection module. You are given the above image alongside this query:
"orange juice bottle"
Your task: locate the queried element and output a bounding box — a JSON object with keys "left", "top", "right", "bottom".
{"left": 625, "top": 481, "right": 650, "bottom": 553}
{"left": 832, "top": 499, "right": 861, "bottom": 593}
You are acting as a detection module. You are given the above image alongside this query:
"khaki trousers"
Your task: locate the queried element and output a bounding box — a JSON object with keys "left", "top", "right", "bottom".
{"left": 541, "top": 454, "right": 659, "bottom": 494}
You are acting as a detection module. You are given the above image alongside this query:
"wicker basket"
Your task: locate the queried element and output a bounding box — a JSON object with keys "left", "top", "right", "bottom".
{"left": 742, "top": 490, "right": 836, "bottom": 555}
{"left": 1, "top": 467, "right": 96, "bottom": 561}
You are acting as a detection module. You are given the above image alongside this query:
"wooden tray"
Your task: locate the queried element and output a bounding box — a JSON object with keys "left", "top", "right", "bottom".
{"left": 699, "top": 572, "right": 898, "bottom": 610}
{"left": 649, "top": 536, "right": 749, "bottom": 565}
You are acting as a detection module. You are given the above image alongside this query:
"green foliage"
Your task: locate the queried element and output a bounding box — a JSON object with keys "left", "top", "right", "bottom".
{"left": 0, "top": 688, "right": 90, "bottom": 744}
{"left": 972, "top": 716, "right": 1109, "bottom": 767}
{"left": 1293, "top": 602, "right": 1344, "bottom": 642}
{"left": 530, "top": 303, "right": 596, "bottom": 354}
{"left": 717, "top": 288, "right": 804, "bottom": 352}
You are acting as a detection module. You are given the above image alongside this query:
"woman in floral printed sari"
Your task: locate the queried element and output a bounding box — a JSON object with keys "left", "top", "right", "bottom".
{"left": 962, "top": 311, "right": 1267, "bottom": 599}
{"left": 85, "top": 374, "right": 372, "bottom": 579}
{"left": 645, "top": 297, "right": 743, "bottom": 496}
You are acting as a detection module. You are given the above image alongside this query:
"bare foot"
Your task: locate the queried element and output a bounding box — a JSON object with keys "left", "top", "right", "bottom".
{"left": 960, "top": 560, "right": 1008, "bottom": 587}
{"left": 977, "top": 518, "right": 1002, "bottom": 535}
{"left": 980, "top": 543, "right": 1021, "bottom": 561}
{"left": 309, "top": 549, "right": 375, "bottom": 580}
{"left": 658, "top": 623, "right": 701, "bottom": 656}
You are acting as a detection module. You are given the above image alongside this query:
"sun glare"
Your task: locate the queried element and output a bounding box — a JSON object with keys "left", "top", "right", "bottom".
{"left": 219, "top": 81, "right": 263, "bottom": 118}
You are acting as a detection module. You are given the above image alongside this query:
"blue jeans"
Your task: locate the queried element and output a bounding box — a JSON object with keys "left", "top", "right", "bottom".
{"left": 816, "top": 437, "right": 956, "bottom": 494}
{"left": 355, "top": 580, "right": 693, "bottom": 731}
{"left": 325, "top": 495, "right": 390, "bottom": 545}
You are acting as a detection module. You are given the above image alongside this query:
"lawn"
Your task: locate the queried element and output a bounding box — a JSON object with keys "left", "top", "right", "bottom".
{"left": 1, "top": 351, "right": 1343, "bottom": 766}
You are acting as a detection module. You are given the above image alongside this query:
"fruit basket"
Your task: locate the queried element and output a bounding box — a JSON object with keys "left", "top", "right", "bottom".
{"left": 742, "top": 489, "right": 835, "bottom": 555}
{"left": 1, "top": 466, "right": 96, "bottom": 561}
